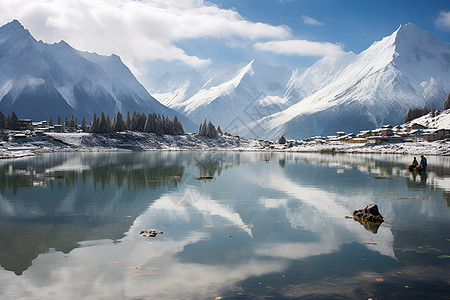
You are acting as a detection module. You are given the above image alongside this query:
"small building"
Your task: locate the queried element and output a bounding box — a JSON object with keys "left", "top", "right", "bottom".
{"left": 435, "top": 129, "right": 450, "bottom": 140}
{"left": 9, "top": 133, "right": 28, "bottom": 143}
{"left": 344, "top": 138, "right": 367, "bottom": 144}
{"left": 407, "top": 123, "right": 428, "bottom": 132}
{"left": 48, "top": 125, "right": 64, "bottom": 133}
{"left": 380, "top": 127, "right": 394, "bottom": 136}
{"left": 357, "top": 130, "right": 373, "bottom": 138}
{"left": 18, "top": 119, "right": 33, "bottom": 130}
{"left": 372, "top": 128, "right": 382, "bottom": 136}
{"left": 367, "top": 135, "right": 405, "bottom": 145}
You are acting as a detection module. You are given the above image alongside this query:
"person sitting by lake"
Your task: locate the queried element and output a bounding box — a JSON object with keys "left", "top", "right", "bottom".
{"left": 409, "top": 156, "right": 419, "bottom": 171}
{"left": 412, "top": 157, "right": 418, "bottom": 168}
{"left": 418, "top": 155, "right": 427, "bottom": 172}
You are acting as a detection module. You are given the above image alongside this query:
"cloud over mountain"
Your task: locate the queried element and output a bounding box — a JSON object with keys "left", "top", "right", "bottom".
{"left": 0, "top": 0, "right": 290, "bottom": 71}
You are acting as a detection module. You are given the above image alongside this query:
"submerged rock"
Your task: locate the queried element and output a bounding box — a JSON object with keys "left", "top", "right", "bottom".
{"left": 194, "top": 176, "right": 214, "bottom": 181}
{"left": 352, "top": 204, "right": 384, "bottom": 233}
{"left": 139, "top": 229, "right": 164, "bottom": 237}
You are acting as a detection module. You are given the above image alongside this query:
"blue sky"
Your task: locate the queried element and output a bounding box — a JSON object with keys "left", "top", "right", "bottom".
{"left": 204, "top": 0, "right": 450, "bottom": 64}
{"left": 0, "top": 0, "right": 449, "bottom": 81}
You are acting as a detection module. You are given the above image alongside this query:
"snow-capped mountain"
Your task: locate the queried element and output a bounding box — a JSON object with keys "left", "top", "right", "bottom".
{"left": 148, "top": 60, "right": 292, "bottom": 132}
{"left": 247, "top": 23, "right": 450, "bottom": 140}
{"left": 0, "top": 20, "right": 195, "bottom": 130}
{"left": 151, "top": 23, "right": 449, "bottom": 140}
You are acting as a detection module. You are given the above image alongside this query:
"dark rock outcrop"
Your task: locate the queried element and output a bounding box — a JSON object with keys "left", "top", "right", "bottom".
{"left": 352, "top": 204, "right": 384, "bottom": 233}
{"left": 139, "top": 229, "right": 164, "bottom": 237}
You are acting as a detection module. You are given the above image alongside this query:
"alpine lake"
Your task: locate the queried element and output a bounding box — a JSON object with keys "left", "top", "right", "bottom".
{"left": 0, "top": 151, "right": 449, "bottom": 299}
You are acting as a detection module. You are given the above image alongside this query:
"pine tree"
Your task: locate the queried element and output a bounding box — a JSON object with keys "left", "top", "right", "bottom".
{"left": 206, "top": 121, "right": 218, "bottom": 138}
{"left": 57, "top": 116, "right": 62, "bottom": 125}
{"left": 125, "top": 111, "right": 132, "bottom": 130}
{"left": 198, "top": 119, "right": 207, "bottom": 136}
{"left": 144, "top": 113, "right": 155, "bottom": 133}
{"left": 278, "top": 135, "right": 287, "bottom": 144}
{"left": 131, "top": 111, "right": 139, "bottom": 131}
{"left": 97, "top": 112, "right": 109, "bottom": 133}
{"left": 106, "top": 115, "right": 112, "bottom": 133}
{"left": 0, "top": 111, "right": 5, "bottom": 130}
{"left": 9, "top": 112, "right": 19, "bottom": 130}
{"left": 90, "top": 113, "right": 98, "bottom": 133}
{"left": 112, "top": 112, "right": 126, "bottom": 132}
{"left": 217, "top": 125, "right": 223, "bottom": 136}
{"left": 173, "top": 116, "right": 184, "bottom": 135}
{"left": 6, "top": 115, "right": 11, "bottom": 129}
{"left": 154, "top": 118, "right": 163, "bottom": 135}
{"left": 81, "top": 117, "right": 86, "bottom": 132}
{"left": 49, "top": 117, "right": 53, "bottom": 126}
{"left": 63, "top": 116, "right": 69, "bottom": 130}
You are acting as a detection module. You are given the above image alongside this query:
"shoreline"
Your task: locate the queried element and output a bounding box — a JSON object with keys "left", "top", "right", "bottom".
{"left": 1, "top": 131, "right": 449, "bottom": 159}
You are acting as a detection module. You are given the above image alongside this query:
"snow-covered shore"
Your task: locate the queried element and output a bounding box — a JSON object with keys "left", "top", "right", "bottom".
{"left": 1, "top": 132, "right": 449, "bottom": 159}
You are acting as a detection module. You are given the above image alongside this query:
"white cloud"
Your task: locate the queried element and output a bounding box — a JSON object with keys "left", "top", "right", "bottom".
{"left": 435, "top": 10, "right": 450, "bottom": 31}
{"left": 0, "top": 0, "right": 290, "bottom": 70}
{"left": 254, "top": 39, "right": 343, "bottom": 57}
{"left": 302, "top": 15, "right": 323, "bottom": 26}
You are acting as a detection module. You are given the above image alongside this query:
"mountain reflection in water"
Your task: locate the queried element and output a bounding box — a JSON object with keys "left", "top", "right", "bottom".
{"left": 0, "top": 152, "right": 448, "bottom": 299}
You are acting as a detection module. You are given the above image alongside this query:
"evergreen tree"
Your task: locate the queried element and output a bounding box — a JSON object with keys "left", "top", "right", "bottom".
{"left": 125, "top": 111, "right": 132, "bottom": 130}
{"left": 131, "top": 111, "right": 140, "bottom": 131}
{"left": 112, "top": 111, "right": 126, "bottom": 132}
{"left": 106, "top": 115, "right": 112, "bottom": 133}
{"left": 49, "top": 117, "right": 53, "bottom": 126}
{"left": 444, "top": 93, "right": 450, "bottom": 110}
{"left": 278, "top": 135, "right": 287, "bottom": 144}
{"left": 81, "top": 117, "right": 87, "bottom": 132}
{"left": 97, "top": 112, "right": 109, "bottom": 133}
{"left": 63, "top": 116, "right": 69, "bottom": 130}
{"left": 0, "top": 111, "right": 5, "bottom": 130}
{"left": 57, "top": 116, "right": 62, "bottom": 125}
{"left": 154, "top": 118, "right": 163, "bottom": 135}
{"left": 9, "top": 112, "right": 19, "bottom": 130}
{"left": 6, "top": 115, "right": 11, "bottom": 129}
{"left": 198, "top": 119, "right": 207, "bottom": 136}
{"left": 217, "top": 125, "right": 223, "bottom": 136}
{"left": 206, "top": 121, "right": 218, "bottom": 138}
{"left": 144, "top": 113, "right": 155, "bottom": 133}
{"left": 90, "top": 113, "right": 98, "bottom": 133}
{"left": 173, "top": 116, "right": 184, "bottom": 135}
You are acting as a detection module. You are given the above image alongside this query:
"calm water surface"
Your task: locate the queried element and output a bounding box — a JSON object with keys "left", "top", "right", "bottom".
{"left": 0, "top": 152, "right": 449, "bottom": 299}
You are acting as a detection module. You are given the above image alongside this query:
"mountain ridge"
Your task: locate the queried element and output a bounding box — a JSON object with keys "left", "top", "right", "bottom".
{"left": 150, "top": 23, "right": 449, "bottom": 139}
{"left": 0, "top": 20, "right": 195, "bottom": 131}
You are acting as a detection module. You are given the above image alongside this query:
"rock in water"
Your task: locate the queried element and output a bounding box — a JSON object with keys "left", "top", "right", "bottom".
{"left": 139, "top": 229, "right": 164, "bottom": 237}
{"left": 352, "top": 204, "right": 384, "bottom": 233}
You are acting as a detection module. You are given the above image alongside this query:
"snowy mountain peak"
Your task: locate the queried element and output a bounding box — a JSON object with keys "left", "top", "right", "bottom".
{"left": 0, "top": 20, "right": 196, "bottom": 131}
{"left": 393, "top": 23, "right": 444, "bottom": 51}
{"left": 0, "top": 19, "right": 33, "bottom": 42}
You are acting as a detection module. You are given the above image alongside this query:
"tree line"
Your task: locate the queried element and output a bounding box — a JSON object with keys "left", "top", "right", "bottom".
{"left": 0, "top": 111, "right": 19, "bottom": 130}
{"left": 404, "top": 93, "right": 450, "bottom": 123}
{"left": 89, "top": 111, "right": 184, "bottom": 135}
{"left": 0, "top": 111, "right": 185, "bottom": 135}
{"left": 198, "top": 119, "right": 222, "bottom": 138}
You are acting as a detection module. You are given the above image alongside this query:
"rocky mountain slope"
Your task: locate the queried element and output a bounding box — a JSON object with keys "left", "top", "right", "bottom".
{"left": 150, "top": 23, "right": 450, "bottom": 140}
{"left": 0, "top": 20, "right": 195, "bottom": 131}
